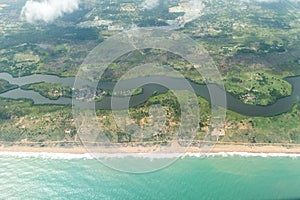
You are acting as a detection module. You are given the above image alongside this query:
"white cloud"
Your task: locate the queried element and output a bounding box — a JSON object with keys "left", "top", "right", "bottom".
{"left": 167, "top": 0, "right": 206, "bottom": 28}
{"left": 140, "top": 0, "right": 160, "bottom": 10}
{"left": 182, "top": 0, "right": 205, "bottom": 24}
{"left": 20, "top": 0, "right": 80, "bottom": 24}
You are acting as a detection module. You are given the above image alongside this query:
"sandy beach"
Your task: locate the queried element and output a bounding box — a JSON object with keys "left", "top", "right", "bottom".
{"left": 0, "top": 144, "right": 87, "bottom": 154}
{"left": 1, "top": 142, "right": 300, "bottom": 155}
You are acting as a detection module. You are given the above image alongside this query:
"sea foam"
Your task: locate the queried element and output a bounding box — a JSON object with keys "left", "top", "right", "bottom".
{"left": 0, "top": 151, "right": 299, "bottom": 159}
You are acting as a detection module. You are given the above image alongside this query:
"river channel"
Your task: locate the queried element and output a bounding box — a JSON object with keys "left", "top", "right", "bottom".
{"left": 0, "top": 72, "right": 299, "bottom": 117}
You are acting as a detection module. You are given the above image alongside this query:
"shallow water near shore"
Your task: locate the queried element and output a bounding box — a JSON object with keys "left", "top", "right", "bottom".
{"left": 1, "top": 153, "right": 300, "bottom": 199}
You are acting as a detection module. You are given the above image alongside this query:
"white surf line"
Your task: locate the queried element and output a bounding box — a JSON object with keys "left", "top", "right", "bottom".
{"left": 0, "top": 151, "right": 300, "bottom": 159}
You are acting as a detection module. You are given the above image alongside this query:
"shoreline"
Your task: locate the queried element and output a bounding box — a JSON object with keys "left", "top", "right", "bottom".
{"left": 1, "top": 143, "right": 300, "bottom": 156}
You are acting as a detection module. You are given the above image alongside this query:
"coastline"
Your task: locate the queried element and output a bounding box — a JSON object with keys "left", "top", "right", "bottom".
{"left": 1, "top": 142, "right": 300, "bottom": 156}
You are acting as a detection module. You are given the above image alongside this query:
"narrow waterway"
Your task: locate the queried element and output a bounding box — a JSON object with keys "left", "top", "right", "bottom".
{"left": 0, "top": 72, "right": 299, "bottom": 117}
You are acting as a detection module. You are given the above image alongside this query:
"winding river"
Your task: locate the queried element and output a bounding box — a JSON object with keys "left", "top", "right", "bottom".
{"left": 0, "top": 72, "right": 299, "bottom": 117}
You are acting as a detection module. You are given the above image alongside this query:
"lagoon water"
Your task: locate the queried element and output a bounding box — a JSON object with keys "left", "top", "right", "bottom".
{"left": 1, "top": 153, "right": 300, "bottom": 199}
{"left": 1, "top": 72, "right": 300, "bottom": 117}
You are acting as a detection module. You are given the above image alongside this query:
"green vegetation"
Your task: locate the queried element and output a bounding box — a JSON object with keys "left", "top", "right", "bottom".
{"left": 0, "top": 47, "right": 41, "bottom": 77}
{"left": 0, "top": 99, "right": 75, "bottom": 142}
{"left": 224, "top": 71, "right": 292, "bottom": 105}
{"left": 96, "top": 91, "right": 207, "bottom": 142}
{"left": 96, "top": 91, "right": 181, "bottom": 142}
{"left": 223, "top": 103, "right": 300, "bottom": 144}
{"left": 96, "top": 90, "right": 300, "bottom": 144}
{"left": 1, "top": 0, "right": 300, "bottom": 145}
{"left": 0, "top": 79, "right": 18, "bottom": 94}
{"left": 102, "top": 49, "right": 204, "bottom": 84}
{"left": 21, "top": 82, "right": 72, "bottom": 100}
{"left": 1, "top": 91, "right": 299, "bottom": 144}
{"left": 0, "top": 42, "right": 95, "bottom": 77}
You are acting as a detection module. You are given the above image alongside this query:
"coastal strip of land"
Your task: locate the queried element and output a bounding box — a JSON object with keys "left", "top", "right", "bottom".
{"left": 1, "top": 140, "right": 300, "bottom": 155}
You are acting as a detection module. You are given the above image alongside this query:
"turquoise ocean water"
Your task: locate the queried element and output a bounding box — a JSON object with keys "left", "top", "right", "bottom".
{"left": 0, "top": 153, "right": 300, "bottom": 199}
